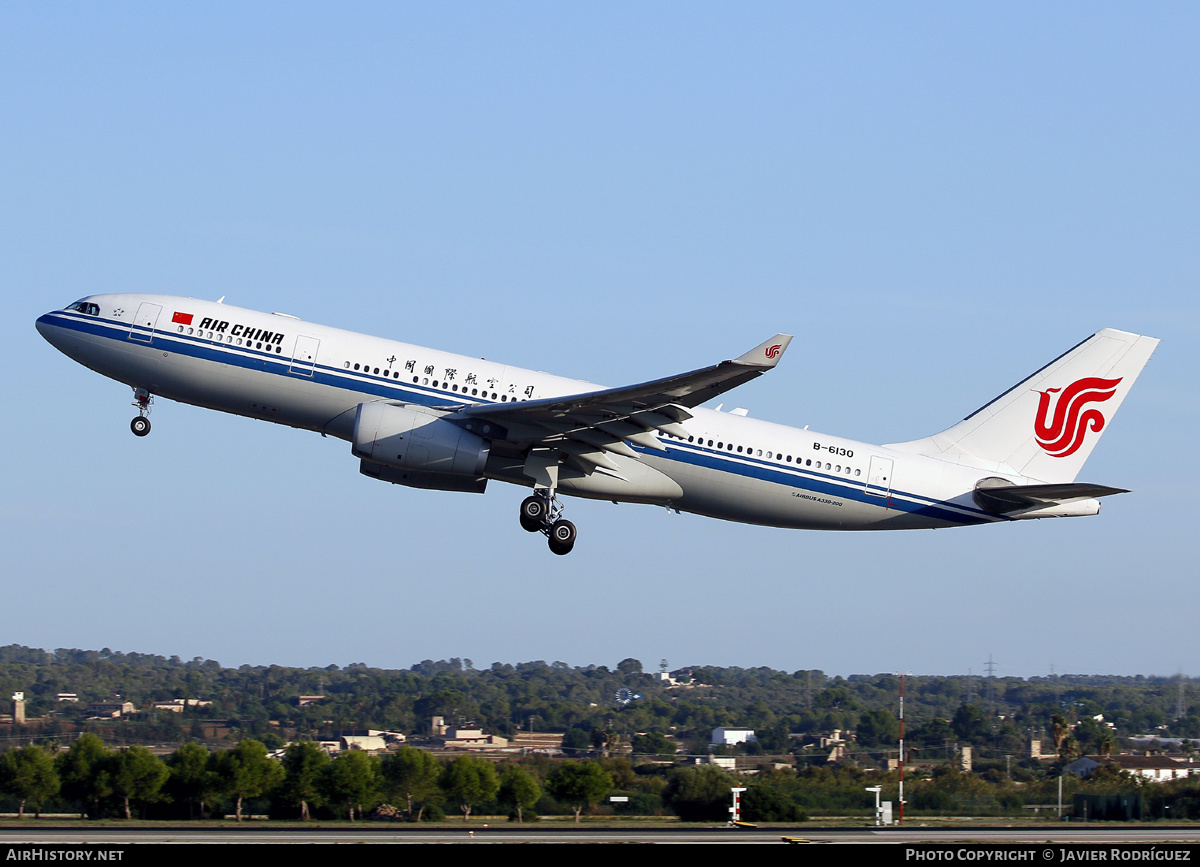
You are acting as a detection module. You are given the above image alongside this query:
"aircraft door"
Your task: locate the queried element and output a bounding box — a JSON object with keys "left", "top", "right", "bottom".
{"left": 128, "top": 303, "right": 162, "bottom": 343}
{"left": 289, "top": 335, "right": 320, "bottom": 376}
{"left": 865, "top": 456, "right": 894, "bottom": 497}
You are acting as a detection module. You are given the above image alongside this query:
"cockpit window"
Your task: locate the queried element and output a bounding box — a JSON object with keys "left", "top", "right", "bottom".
{"left": 67, "top": 301, "right": 100, "bottom": 316}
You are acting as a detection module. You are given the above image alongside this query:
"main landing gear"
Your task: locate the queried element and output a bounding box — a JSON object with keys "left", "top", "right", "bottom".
{"left": 519, "top": 490, "right": 578, "bottom": 555}
{"left": 130, "top": 387, "right": 153, "bottom": 437}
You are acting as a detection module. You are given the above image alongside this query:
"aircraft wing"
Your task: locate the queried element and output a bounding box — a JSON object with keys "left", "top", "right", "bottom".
{"left": 443, "top": 333, "right": 792, "bottom": 477}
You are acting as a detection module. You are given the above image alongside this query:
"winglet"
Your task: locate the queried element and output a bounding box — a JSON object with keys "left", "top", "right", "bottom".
{"left": 735, "top": 334, "right": 793, "bottom": 368}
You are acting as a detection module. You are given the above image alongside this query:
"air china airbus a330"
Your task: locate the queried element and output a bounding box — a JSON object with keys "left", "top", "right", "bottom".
{"left": 37, "top": 294, "right": 1158, "bottom": 555}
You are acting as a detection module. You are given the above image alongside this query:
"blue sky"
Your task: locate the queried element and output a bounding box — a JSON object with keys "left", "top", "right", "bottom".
{"left": 4, "top": 3, "right": 1197, "bottom": 678}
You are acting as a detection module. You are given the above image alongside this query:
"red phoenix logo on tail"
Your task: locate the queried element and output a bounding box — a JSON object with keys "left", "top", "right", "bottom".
{"left": 1033, "top": 377, "right": 1122, "bottom": 458}
{"left": 765, "top": 344, "right": 782, "bottom": 359}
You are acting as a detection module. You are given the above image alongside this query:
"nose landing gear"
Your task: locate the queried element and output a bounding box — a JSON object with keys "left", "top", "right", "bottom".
{"left": 519, "top": 489, "right": 577, "bottom": 555}
{"left": 130, "top": 387, "right": 153, "bottom": 437}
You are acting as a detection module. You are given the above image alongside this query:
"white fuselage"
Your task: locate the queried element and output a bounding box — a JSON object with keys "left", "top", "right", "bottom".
{"left": 37, "top": 294, "right": 1019, "bottom": 531}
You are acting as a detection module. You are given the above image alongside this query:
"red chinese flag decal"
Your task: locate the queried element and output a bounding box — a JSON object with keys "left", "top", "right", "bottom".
{"left": 172, "top": 311, "right": 193, "bottom": 325}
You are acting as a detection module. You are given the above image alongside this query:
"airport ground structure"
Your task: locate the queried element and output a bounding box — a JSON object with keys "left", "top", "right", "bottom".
{"left": 1, "top": 645, "right": 1199, "bottom": 822}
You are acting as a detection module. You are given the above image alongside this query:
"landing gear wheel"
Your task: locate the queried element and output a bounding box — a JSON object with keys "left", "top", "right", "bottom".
{"left": 548, "top": 519, "right": 577, "bottom": 556}
{"left": 131, "top": 417, "right": 151, "bottom": 437}
{"left": 519, "top": 496, "right": 546, "bottom": 532}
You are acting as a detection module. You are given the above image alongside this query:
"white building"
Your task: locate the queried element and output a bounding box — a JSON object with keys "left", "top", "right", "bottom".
{"left": 712, "top": 727, "right": 756, "bottom": 746}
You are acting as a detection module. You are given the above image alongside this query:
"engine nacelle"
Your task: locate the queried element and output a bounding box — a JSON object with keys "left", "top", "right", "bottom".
{"left": 352, "top": 402, "right": 489, "bottom": 477}
{"left": 359, "top": 459, "right": 487, "bottom": 494}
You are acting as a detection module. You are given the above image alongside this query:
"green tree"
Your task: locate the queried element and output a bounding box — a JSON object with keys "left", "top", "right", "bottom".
{"left": 280, "top": 741, "right": 329, "bottom": 821}
{"left": 1, "top": 745, "right": 60, "bottom": 818}
{"left": 166, "top": 742, "right": 215, "bottom": 820}
{"left": 318, "top": 750, "right": 380, "bottom": 821}
{"left": 440, "top": 754, "right": 499, "bottom": 821}
{"left": 1051, "top": 714, "right": 1072, "bottom": 762}
{"left": 561, "top": 728, "right": 591, "bottom": 756}
{"left": 55, "top": 734, "right": 111, "bottom": 818}
{"left": 106, "top": 746, "right": 169, "bottom": 820}
{"left": 664, "top": 765, "right": 738, "bottom": 821}
{"left": 952, "top": 705, "right": 988, "bottom": 742}
{"left": 742, "top": 783, "right": 804, "bottom": 822}
{"left": 381, "top": 746, "right": 442, "bottom": 820}
{"left": 210, "top": 739, "right": 284, "bottom": 822}
{"left": 617, "top": 658, "right": 643, "bottom": 676}
{"left": 498, "top": 764, "right": 541, "bottom": 822}
{"left": 857, "top": 709, "right": 900, "bottom": 747}
{"left": 914, "top": 717, "right": 954, "bottom": 751}
{"left": 546, "top": 760, "right": 612, "bottom": 823}
{"left": 631, "top": 732, "right": 675, "bottom": 757}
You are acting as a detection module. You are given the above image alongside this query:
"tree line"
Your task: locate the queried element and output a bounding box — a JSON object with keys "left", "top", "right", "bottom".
{"left": 2, "top": 644, "right": 1196, "bottom": 760}
{"left": 10, "top": 734, "right": 1200, "bottom": 822}
{"left": 0, "top": 735, "right": 796, "bottom": 822}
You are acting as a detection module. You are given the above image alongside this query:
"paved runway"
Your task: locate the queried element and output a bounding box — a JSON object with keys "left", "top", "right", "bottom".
{"left": 2, "top": 825, "right": 1200, "bottom": 845}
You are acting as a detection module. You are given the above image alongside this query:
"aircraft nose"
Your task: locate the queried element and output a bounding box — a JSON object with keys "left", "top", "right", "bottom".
{"left": 36, "top": 311, "right": 67, "bottom": 349}
{"left": 36, "top": 312, "right": 54, "bottom": 338}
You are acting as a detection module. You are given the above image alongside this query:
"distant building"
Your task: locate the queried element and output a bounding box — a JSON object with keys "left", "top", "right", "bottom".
{"left": 440, "top": 726, "right": 508, "bottom": 750}
{"left": 1067, "top": 755, "right": 1198, "bottom": 782}
{"left": 152, "top": 698, "right": 213, "bottom": 713}
{"left": 340, "top": 735, "right": 388, "bottom": 753}
{"left": 513, "top": 730, "right": 565, "bottom": 755}
{"left": 325, "top": 730, "right": 406, "bottom": 753}
{"left": 431, "top": 717, "right": 508, "bottom": 750}
{"left": 698, "top": 755, "right": 738, "bottom": 770}
{"left": 86, "top": 700, "right": 134, "bottom": 718}
{"left": 819, "top": 730, "right": 847, "bottom": 749}
{"left": 712, "top": 727, "right": 756, "bottom": 746}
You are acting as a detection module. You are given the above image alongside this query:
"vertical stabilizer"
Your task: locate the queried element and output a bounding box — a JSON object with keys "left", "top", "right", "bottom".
{"left": 889, "top": 329, "right": 1159, "bottom": 483}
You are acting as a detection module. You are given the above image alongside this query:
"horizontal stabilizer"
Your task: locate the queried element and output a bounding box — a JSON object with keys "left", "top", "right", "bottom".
{"left": 973, "top": 477, "right": 1128, "bottom": 514}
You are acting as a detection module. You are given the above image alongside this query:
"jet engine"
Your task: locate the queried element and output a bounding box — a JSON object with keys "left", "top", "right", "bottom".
{"left": 352, "top": 402, "right": 489, "bottom": 478}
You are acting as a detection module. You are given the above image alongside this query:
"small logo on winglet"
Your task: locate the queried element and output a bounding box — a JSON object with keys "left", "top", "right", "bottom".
{"left": 765, "top": 344, "right": 782, "bottom": 359}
